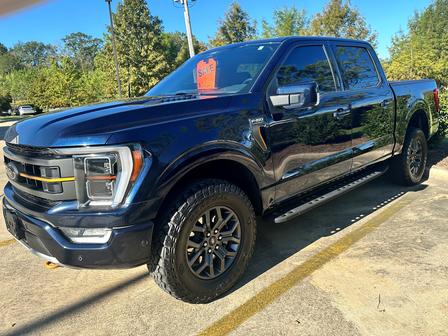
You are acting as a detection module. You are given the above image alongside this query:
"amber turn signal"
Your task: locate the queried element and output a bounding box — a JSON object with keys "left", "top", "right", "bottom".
{"left": 131, "top": 149, "right": 143, "bottom": 182}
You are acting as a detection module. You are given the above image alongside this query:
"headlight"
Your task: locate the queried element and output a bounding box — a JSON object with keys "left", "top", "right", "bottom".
{"left": 54, "top": 144, "right": 144, "bottom": 208}
{"left": 75, "top": 154, "right": 119, "bottom": 205}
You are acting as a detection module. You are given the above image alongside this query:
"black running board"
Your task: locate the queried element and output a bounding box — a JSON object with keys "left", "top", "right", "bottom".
{"left": 274, "top": 168, "right": 387, "bottom": 224}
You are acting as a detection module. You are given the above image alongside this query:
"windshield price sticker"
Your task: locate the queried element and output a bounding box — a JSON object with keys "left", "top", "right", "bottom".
{"left": 196, "top": 58, "right": 217, "bottom": 90}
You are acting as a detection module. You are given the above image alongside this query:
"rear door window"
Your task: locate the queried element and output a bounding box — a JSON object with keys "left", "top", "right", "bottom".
{"left": 334, "top": 46, "right": 380, "bottom": 90}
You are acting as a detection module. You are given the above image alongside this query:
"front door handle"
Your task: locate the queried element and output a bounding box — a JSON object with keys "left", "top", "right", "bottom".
{"left": 333, "top": 107, "right": 351, "bottom": 120}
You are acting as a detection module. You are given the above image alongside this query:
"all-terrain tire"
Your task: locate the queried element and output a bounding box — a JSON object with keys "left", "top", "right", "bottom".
{"left": 391, "top": 127, "right": 428, "bottom": 186}
{"left": 148, "top": 179, "right": 256, "bottom": 303}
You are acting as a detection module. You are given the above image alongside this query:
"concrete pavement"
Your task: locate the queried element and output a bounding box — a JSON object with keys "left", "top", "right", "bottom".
{"left": 0, "top": 123, "right": 447, "bottom": 335}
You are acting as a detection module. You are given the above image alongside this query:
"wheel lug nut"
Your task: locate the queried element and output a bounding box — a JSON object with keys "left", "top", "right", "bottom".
{"left": 206, "top": 233, "right": 211, "bottom": 237}
{"left": 218, "top": 236, "right": 222, "bottom": 240}
{"left": 214, "top": 229, "right": 218, "bottom": 234}
{"left": 215, "top": 245, "right": 219, "bottom": 250}
{"left": 208, "top": 249, "right": 212, "bottom": 253}
{"left": 203, "top": 242, "right": 208, "bottom": 247}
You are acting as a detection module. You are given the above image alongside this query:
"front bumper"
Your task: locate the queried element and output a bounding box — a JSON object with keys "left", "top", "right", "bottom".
{"left": 3, "top": 189, "right": 154, "bottom": 269}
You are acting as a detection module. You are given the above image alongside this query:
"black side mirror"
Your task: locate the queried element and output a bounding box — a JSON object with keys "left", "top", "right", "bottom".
{"left": 270, "top": 82, "right": 319, "bottom": 109}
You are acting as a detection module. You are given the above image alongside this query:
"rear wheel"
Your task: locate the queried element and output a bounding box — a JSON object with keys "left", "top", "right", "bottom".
{"left": 149, "top": 179, "right": 256, "bottom": 303}
{"left": 391, "top": 127, "right": 428, "bottom": 186}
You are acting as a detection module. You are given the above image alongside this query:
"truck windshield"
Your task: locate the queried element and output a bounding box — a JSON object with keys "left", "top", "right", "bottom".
{"left": 146, "top": 42, "right": 279, "bottom": 97}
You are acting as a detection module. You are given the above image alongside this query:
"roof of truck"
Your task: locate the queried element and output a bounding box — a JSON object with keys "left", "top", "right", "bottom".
{"left": 247, "top": 36, "right": 366, "bottom": 43}
{"left": 207, "top": 36, "right": 371, "bottom": 52}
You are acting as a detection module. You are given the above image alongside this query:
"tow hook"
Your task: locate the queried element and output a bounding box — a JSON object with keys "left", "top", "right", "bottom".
{"left": 44, "top": 261, "right": 61, "bottom": 269}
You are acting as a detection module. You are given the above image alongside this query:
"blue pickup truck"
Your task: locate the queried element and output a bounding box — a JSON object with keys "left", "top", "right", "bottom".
{"left": 3, "top": 37, "right": 440, "bottom": 303}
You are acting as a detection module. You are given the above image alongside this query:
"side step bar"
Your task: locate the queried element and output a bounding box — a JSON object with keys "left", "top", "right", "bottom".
{"left": 274, "top": 169, "right": 387, "bottom": 224}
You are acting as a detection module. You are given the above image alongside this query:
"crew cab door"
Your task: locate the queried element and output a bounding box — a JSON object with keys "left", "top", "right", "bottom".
{"left": 266, "top": 43, "right": 353, "bottom": 202}
{"left": 330, "top": 42, "right": 395, "bottom": 170}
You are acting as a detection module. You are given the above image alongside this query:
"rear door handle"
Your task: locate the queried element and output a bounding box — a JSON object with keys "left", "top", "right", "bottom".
{"left": 333, "top": 107, "right": 351, "bottom": 120}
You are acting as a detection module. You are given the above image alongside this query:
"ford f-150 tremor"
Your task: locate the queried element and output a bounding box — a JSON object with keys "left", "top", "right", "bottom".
{"left": 3, "top": 37, "right": 440, "bottom": 303}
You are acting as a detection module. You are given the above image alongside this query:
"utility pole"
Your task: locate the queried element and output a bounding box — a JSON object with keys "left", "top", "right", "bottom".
{"left": 175, "top": 0, "right": 195, "bottom": 58}
{"left": 105, "top": 0, "right": 123, "bottom": 98}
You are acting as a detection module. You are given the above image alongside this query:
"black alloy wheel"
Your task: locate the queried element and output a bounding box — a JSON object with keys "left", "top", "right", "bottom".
{"left": 407, "top": 136, "right": 424, "bottom": 179}
{"left": 149, "top": 179, "right": 256, "bottom": 303}
{"left": 391, "top": 127, "right": 428, "bottom": 186}
{"left": 186, "top": 206, "right": 241, "bottom": 280}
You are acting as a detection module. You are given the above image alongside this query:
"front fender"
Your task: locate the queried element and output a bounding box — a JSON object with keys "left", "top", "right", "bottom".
{"left": 156, "top": 141, "right": 272, "bottom": 193}
{"left": 138, "top": 141, "right": 273, "bottom": 219}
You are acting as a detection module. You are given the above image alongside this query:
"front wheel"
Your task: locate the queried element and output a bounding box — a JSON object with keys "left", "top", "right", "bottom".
{"left": 149, "top": 179, "right": 256, "bottom": 303}
{"left": 391, "top": 127, "right": 428, "bottom": 186}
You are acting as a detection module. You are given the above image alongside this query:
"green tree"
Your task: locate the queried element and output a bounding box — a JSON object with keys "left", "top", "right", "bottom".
{"left": 75, "top": 69, "right": 110, "bottom": 105}
{"left": 0, "top": 95, "right": 12, "bottom": 112}
{"left": 45, "top": 58, "right": 82, "bottom": 108}
{"left": 385, "top": 0, "right": 448, "bottom": 135}
{"left": 94, "top": 49, "right": 121, "bottom": 99}
{"left": 261, "top": 6, "right": 309, "bottom": 38}
{"left": 102, "top": 0, "right": 169, "bottom": 96}
{"left": 1, "top": 57, "right": 106, "bottom": 110}
{"left": 0, "top": 53, "right": 21, "bottom": 75}
{"left": 4, "top": 67, "right": 42, "bottom": 107}
{"left": 386, "top": 1, "right": 448, "bottom": 86}
{"left": 0, "top": 73, "right": 12, "bottom": 112}
{"left": 10, "top": 41, "right": 57, "bottom": 67}
{"left": 309, "top": 0, "right": 377, "bottom": 46}
{"left": 209, "top": 2, "right": 257, "bottom": 47}
{"left": 0, "top": 42, "right": 7, "bottom": 55}
{"left": 439, "top": 88, "right": 448, "bottom": 136}
{"left": 163, "top": 32, "right": 207, "bottom": 72}
{"left": 0, "top": 35, "right": 111, "bottom": 109}
{"left": 62, "top": 32, "right": 103, "bottom": 72}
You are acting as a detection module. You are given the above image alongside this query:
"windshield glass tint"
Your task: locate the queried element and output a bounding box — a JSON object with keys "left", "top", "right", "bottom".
{"left": 147, "top": 42, "right": 279, "bottom": 96}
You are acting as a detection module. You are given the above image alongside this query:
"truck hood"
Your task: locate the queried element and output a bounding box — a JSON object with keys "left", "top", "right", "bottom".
{"left": 4, "top": 95, "right": 230, "bottom": 148}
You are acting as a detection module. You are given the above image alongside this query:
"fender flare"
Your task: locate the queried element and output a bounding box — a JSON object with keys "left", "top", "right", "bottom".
{"left": 396, "top": 98, "right": 431, "bottom": 149}
{"left": 405, "top": 99, "right": 431, "bottom": 129}
{"left": 154, "top": 141, "right": 270, "bottom": 204}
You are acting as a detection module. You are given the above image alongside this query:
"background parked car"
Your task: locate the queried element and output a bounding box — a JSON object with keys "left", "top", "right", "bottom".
{"left": 10, "top": 105, "right": 38, "bottom": 116}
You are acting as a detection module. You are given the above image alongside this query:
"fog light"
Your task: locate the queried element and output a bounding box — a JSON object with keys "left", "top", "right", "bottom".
{"left": 59, "top": 227, "right": 112, "bottom": 244}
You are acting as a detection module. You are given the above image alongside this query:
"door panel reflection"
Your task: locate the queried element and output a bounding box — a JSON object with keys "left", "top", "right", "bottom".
{"left": 269, "top": 91, "right": 353, "bottom": 202}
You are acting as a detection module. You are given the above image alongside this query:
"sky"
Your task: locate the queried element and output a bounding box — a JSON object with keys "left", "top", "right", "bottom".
{"left": 0, "top": 0, "right": 433, "bottom": 59}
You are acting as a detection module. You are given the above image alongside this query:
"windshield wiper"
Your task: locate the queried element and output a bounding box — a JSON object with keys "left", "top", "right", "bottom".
{"left": 174, "top": 91, "right": 198, "bottom": 96}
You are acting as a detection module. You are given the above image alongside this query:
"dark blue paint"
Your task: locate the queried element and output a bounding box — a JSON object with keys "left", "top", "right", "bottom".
{"left": 3, "top": 36, "right": 439, "bottom": 269}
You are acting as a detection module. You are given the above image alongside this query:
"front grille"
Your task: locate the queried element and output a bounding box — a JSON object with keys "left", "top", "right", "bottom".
{"left": 4, "top": 156, "right": 62, "bottom": 193}
{"left": 3, "top": 144, "right": 77, "bottom": 202}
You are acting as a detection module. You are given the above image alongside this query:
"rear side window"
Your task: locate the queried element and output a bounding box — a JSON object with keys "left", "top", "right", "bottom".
{"left": 335, "top": 46, "right": 379, "bottom": 90}
{"left": 277, "top": 45, "right": 336, "bottom": 92}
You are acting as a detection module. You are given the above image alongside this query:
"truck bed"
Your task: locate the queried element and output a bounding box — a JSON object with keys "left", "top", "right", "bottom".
{"left": 389, "top": 78, "right": 439, "bottom": 145}
{"left": 389, "top": 79, "right": 435, "bottom": 86}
